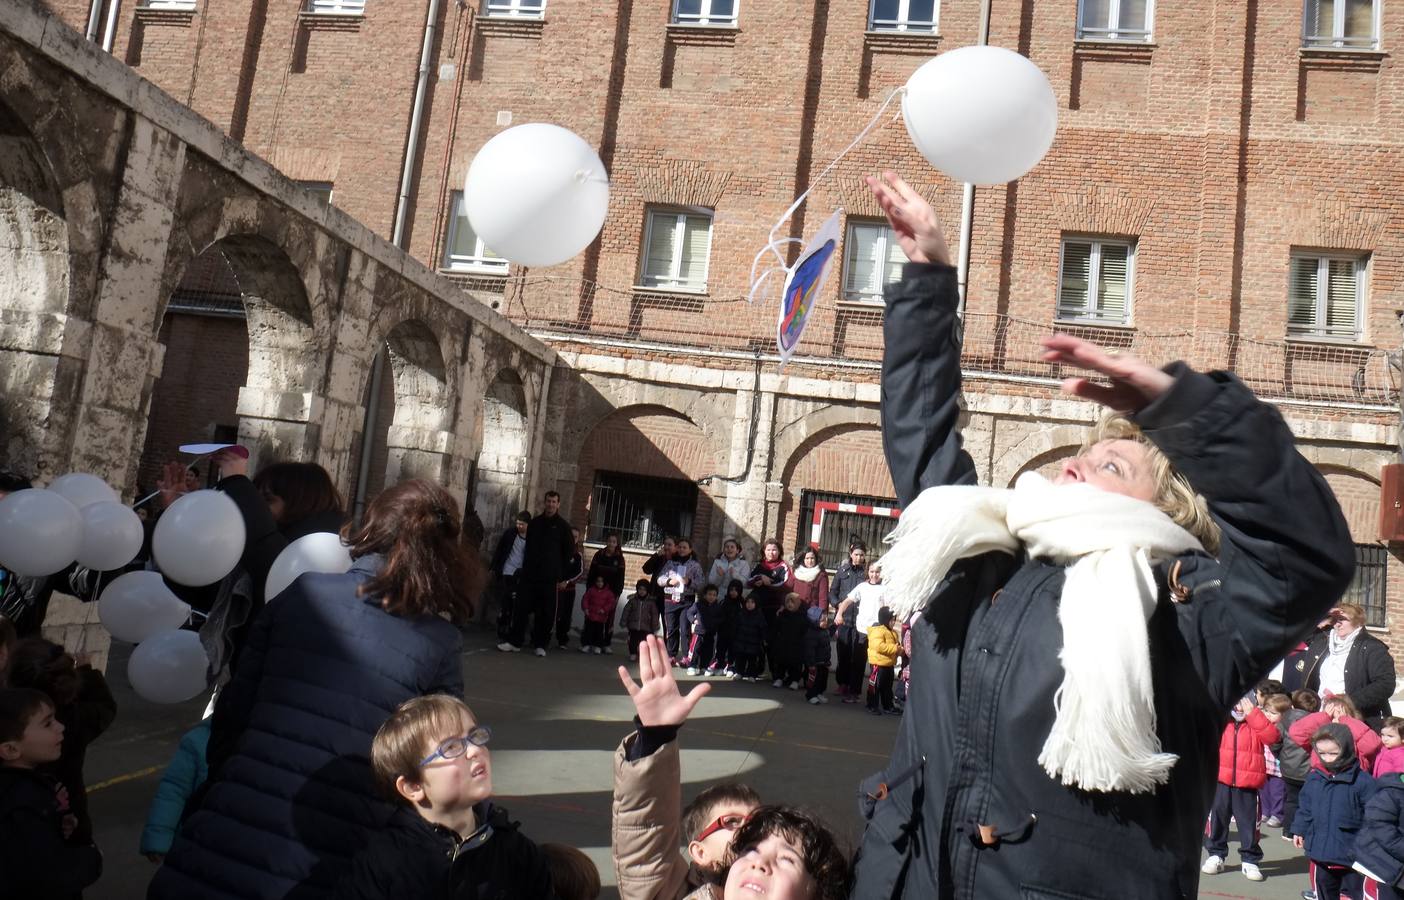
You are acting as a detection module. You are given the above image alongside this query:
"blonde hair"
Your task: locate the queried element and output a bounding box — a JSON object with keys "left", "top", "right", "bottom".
{"left": 1336, "top": 603, "right": 1367, "bottom": 628}
{"left": 1323, "top": 694, "right": 1361, "bottom": 720}
{"left": 1083, "top": 413, "right": 1221, "bottom": 555}
{"left": 370, "top": 694, "right": 475, "bottom": 803}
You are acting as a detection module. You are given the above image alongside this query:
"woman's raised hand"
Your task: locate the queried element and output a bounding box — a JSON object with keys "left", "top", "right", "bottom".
{"left": 1039, "top": 334, "right": 1175, "bottom": 413}
{"left": 864, "top": 171, "right": 952, "bottom": 267}
{"left": 618, "top": 634, "right": 710, "bottom": 727}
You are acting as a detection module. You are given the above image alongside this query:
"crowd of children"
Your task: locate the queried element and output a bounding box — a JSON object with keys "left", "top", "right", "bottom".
{"left": 1201, "top": 668, "right": 1404, "bottom": 899}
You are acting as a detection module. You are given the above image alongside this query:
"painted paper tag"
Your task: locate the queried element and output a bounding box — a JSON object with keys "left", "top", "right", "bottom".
{"left": 776, "top": 208, "right": 842, "bottom": 363}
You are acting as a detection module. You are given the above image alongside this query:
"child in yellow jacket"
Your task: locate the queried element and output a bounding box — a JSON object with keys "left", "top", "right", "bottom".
{"left": 866, "top": 607, "right": 901, "bottom": 716}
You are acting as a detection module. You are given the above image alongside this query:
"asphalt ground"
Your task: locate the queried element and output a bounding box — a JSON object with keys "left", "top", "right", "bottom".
{"left": 84, "top": 625, "right": 1313, "bottom": 900}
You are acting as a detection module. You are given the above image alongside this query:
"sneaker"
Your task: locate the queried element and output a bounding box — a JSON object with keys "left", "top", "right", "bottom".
{"left": 603, "top": 646, "right": 614, "bottom": 655}
{"left": 788, "top": 681, "right": 801, "bottom": 691}
{"left": 1241, "top": 863, "right": 1264, "bottom": 882}
{"left": 705, "top": 667, "right": 721, "bottom": 677}
{"left": 723, "top": 668, "right": 735, "bottom": 677}
{"left": 816, "top": 695, "right": 829, "bottom": 704}
{"left": 629, "top": 654, "right": 639, "bottom": 662}
{"left": 868, "top": 708, "right": 884, "bottom": 716}
{"left": 731, "top": 673, "right": 744, "bottom": 681}
{"left": 580, "top": 646, "right": 591, "bottom": 654}
{"left": 534, "top": 648, "right": 547, "bottom": 658}
{"left": 687, "top": 667, "right": 701, "bottom": 676}
{"left": 1201, "top": 855, "right": 1223, "bottom": 875}
{"left": 808, "top": 696, "right": 822, "bottom": 705}
{"left": 496, "top": 642, "right": 520, "bottom": 653}
{"left": 746, "top": 677, "right": 760, "bottom": 683}
{"left": 1263, "top": 816, "right": 1282, "bottom": 828}
{"left": 558, "top": 642, "right": 570, "bottom": 651}
{"left": 1301, "top": 891, "right": 1318, "bottom": 900}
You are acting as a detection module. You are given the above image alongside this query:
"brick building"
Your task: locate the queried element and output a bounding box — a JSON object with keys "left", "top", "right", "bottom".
{"left": 40, "top": 0, "right": 1404, "bottom": 657}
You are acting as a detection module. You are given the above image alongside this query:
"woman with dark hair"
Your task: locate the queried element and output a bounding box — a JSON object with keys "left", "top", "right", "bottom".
{"left": 790, "top": 546, "right": 829, "bottom": 612}
{"left": 148, "top": 479, "right": 478, "bottom": 900}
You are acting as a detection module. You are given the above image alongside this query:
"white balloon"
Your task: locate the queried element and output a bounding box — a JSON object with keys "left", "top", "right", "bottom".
{"left": 265, "top": 532, "right": 353, "bottom": 601}
{"left": 903, "top": 46, "right": 1058, "bottom": 185}
{"left": 152, "top": 490, "right": 246, "bottom": 587}
{"left": 464, "top": 123, "right": 610, "bottom": 268}
{"left": 0, "top": 489, "right": 82, "bottom": 577}
{"left": 127, "top": 630, "right": 208, "bottom": 704}
{"left": 48, "top": 473, "right": 120, "bottom": 510}
{"left": 76, "top": 501, "right": 144, "bottom": 571}
{"left": 99, "top": 571, "right": 191, "bottom": 643}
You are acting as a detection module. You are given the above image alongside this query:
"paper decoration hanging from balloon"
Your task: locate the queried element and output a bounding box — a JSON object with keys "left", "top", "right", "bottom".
{"left": 775, "top": 209, "right": 842, "bottom": 364}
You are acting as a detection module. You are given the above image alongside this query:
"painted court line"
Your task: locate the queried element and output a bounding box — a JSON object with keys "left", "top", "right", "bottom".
{"left": 89, "top": 765, "right": 164, "bottom": 793}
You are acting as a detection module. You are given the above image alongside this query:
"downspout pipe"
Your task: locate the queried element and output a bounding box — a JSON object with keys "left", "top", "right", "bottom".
{"left": 86, "top": 0, "right": 104, "bottom": 41}
{"left": 101, "top": 0, "right": 122, "bottom": 52}
{"left": 353, "top": 0, "right": 442, "bottom": 524}
{"left": 955, "top": 0, "right": 994, "bottom": 316}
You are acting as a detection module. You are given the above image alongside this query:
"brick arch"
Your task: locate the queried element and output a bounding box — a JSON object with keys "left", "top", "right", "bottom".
{"left": 1316, "top": 464, "right": 1381, "bottom": 544}
{"left": 772, "top": 404, "right": 882, "bottom": 478}
{"left": 776, "top": 423, "right": 895, "bottom": 558}
{"left": 560, "top": 381, "right": 730, "bottom": 477}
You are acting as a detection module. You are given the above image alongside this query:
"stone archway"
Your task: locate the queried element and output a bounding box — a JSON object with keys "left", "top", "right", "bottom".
{"left": 0, "top": 102, "right": 71, "bottom": 478}
{"left": 476, "top": 368, "right": 531, "bottom": 535}
{"left": 383, "top": 319, "right": 452, "bottom": 487}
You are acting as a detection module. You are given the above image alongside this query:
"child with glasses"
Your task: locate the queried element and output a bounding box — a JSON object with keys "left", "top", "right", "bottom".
{"left": 342, "top": 694, "right": 552, "bottom": 899}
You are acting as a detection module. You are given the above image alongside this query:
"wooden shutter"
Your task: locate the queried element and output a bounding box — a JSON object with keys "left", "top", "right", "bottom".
{"left": 1288, "top": 256, "right": 1320, "bottom": 333}
{"left": 1059, "top": 241, "right": 1092, "bottom": 316}
{"left": 1095, "top": 244, "right": 1129, "bottom": 322}
{"left": 1325, "top": 257, "right": 1360, "bottom": 337}
{"left": 644, "top": 214, "right": 679, "bottom": 285}
{"left": 678, "top": 216, "right": 711, "bottom": 288}
{"left": 845, "top": 223, "right": 882, "bottom": 298}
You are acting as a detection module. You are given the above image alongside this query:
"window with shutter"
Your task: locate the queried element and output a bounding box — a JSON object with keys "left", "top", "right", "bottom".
{"left": 1058, "top": 238, "right": 1132, "bottom": 325}
{"left": 484, "top": 0, "right": 546, "bottom": 18}
{"left": 1287, "top": 252, "right": 1365, "bottom": 340}
{"left": 1304, "top": 0, "right": 1378, "bottom": 49}
{"left": 1096, "top": 244, "right": 1128, "bottom": 321}
{"left": 640, "top": 209, "right": 712, "bottom": 291}
{"left": 443, "top": 191, "right": 508, "bottom": 274}
{"left": 1077, "top": 0, "right": 1153, "bottom": 41}
{"left": 842, "top": 220, "right": 909, "bottom": 304}
{"left": 308, "top": 0, "right": 366, "bottom": 13}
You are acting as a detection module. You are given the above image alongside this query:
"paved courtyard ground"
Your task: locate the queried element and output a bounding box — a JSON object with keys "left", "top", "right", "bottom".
{"left": 85, "top": 626, "right": 1311, "bottom": 899}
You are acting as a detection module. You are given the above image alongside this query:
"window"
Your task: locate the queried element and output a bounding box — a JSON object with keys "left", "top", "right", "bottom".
{"left": 1304, "top": 0, "right": 1379, "bottom": 49}
{"left": 1077, "top": 0, "right": 1153, "bottom": 42}
{"left": 843, "top": 219, "right": 909, "bottom": 304}
{"left": 868, "top": 0, "right": 937, "bottom": 32}
{"left": 798, "top": 490, "right": 901, "bottom": 568}
{"left": 307, "top": 0, "right": 365, "bottom": 13}
{"left": 1057, "top": 237, "right": 1133, "bottom": 324}
{"left": 1346, "top": 543, "right": 1387, "bottom": 628}
{"left": 672, "top": 0, "right": 737, "bottom": 26}
{"left": 140, "top": 0, "right": 197, "bottom": 9}
{"left": 296, "top": 181, "right": 334, "bottom": 207}
{"left": 1289, "top": 252, "right": 1366, "bottom": 340}
{"left": 443, "top": 191, "right": 508, "bottom": 274}
{"left": 587, "top": 472, "right": 698, "bottom": 551}
{"left": 484, "top": 0, "right": 546, "bottom": 18}
{"left": 640, "top": 209, "right": 712, "bottom": 292}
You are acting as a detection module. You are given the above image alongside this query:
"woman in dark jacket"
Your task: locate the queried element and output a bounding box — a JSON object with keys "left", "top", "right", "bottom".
{"left": 848, "top": 172, "right": 1355, "bottom": 900}
{"left": 588, "top": 534, "right": 627, "bottom": 598}
{"left": 1293, "top": 602, "right": 1398, "bottom": 727}
{"left": 148, "top": 479, "right": 477, "bottom": 900}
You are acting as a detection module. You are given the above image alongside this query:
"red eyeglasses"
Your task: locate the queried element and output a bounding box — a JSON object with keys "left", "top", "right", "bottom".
{"left": 694, "top": 812, "right": 749, "bottom": 843}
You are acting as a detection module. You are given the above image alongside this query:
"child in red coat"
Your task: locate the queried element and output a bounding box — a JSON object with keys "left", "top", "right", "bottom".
{"left": 580, "top": 576, "right": 618, "bottom": 655}
{"left": 1202, "top": 697, "right": 1280, "bottom": 883}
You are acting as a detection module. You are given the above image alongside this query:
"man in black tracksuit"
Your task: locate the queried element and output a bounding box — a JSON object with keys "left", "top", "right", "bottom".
{"left": 510, "top": 491, "right": 575, "bottom": 655}
{"left": 847, "top": 173, "right": 1354, "bottom": 899}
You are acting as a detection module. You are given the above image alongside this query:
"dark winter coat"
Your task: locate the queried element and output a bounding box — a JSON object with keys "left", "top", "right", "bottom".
{"left": 731, "top": 606, "right": 767, "bottom": 656}
{"left": 0, "top": 564, "right": 116, "bottom": 639}
{"left": 43, "top": 666, "right": 116, "bottom": 846}
{"left": 747, "top": 560, "right": 791, "bottom": 611}
{"left": 849, "top": 263, "right": 1356, "bottom": 900}
{"left": 588, "top": 548, "right": 627, "bottom": 596}
{"left": 0, "top": 766, "right": 103, "bottom": 900}
{"left": 339, "top": 802, "right": 553, "bottom": 900}
{"left": 218, "top": 474, "right": 347, "bottom": 607}
{"left": 685, "top": 598, "right": 725, "bottom": 636}
{"left": 1276, "top": 708, "right": 1314, "bottom": 783}
{"left": 1296, "top": 763, "right": 1379, "bottom": 866}
{"left": 1216, "top": 709, "right": 1279, "bottom": 789}
{"left": 829, "top": 560, "right": 867, "bottom": 611}
{"left": 521, "top": 513, "right": 575, "bottom": 586}
{"left": 774, "top": 608, "right": 809, "bottom": 667}
{"left": 1353, "top": 775, "right": 1404, "bottom": 888}
{"left": 803, "top": 620, "right": 832, "bottom": 668}
{"left": 490, "top": 527, "right": 525, "bottom": 577}
{"left": 1295, "top": 629, "right": 1399, "bottom": 724}
{"left": 148, "top": 554, "right": 464, "bottom": 900}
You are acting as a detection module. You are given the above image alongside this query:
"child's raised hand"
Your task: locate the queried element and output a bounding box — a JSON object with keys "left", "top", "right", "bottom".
{"left": 618, "top": 634, "right": 710, "bottom": 727}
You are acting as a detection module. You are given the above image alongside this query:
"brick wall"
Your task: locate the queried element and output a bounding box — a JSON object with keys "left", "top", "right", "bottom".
{"left": 777, "top": 424, "right": 895, "bottom": 555}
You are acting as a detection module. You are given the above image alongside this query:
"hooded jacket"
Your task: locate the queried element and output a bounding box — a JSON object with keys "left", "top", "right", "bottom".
{"left": 1275, "top": 708, "right": 1313, "bottom": 783}
{"left": 1215, "top": 708, "right": 1279, "bottom": 789}
{"left": 1290, "top": 711, "right": 1382, "bottom": 773}
{"left": 730, "top": 605, "right": 768, "bottom": 656}
{"left": 620, "top": 593, "right": 661, "bottom": 634}
{"left": 1353, "top": 774, "right": 1404, "bottom": 888}
{"left": 684, "top": 597, "right": 725, "bottom": 636}
{"left": 774, "top": 607, "right": 810, "bottom": 666}
{"left": 849, "top": 263, "right": 1355, "bottom": 900}
{"left": 1295, "top": 723, "right": 1379, "bottom": 866}
{"left": 804, "top": 615, "right": 833, "bottom": 668}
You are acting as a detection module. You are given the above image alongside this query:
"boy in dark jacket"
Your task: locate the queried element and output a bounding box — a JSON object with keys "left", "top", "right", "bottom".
{"left": 1202, "top": 697, "right": 1279, "bottom": 882}
{"left": 343, "top": 694, "right": 552, "bottom": 899}
{"left": 619, "top": 579, "right": 661, "bottom": 662}
{"left": 1354, "top": 772, "right": 1404, "bottom": 898}
{"left": 772, "top": 593, "right": 809, "bottom": 690}
{"left": 803, "top": 608, "right": 833, "bottom": 705}
{"left": 0, "top": 687, "right": 103, "bottom": 900}
{"left": 729, "top": 595, "right": 767, "bottom": 682}
{"left": 682, "top": 584, "right": 724, "bottom": 676}
{"left": 1293, "top": 723, "right": 1379, "bottom": 900}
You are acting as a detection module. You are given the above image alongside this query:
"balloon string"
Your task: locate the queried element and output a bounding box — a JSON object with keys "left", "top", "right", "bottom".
{"left": 747, "top": 86, "right": 905, "bottom": 303}
{"left": 131, "top": 452, "right": 215, "bottom": 510}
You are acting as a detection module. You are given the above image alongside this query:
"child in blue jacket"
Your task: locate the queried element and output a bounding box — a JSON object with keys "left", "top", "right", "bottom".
{"left": 139, "top": 719, "right": 210, "bottom": 862}
{"left": 1354, "top": 772, "right": 1404, "bottom": 899}
{"left": 1293, "top": 723, "right": 1380, "bottom": 899}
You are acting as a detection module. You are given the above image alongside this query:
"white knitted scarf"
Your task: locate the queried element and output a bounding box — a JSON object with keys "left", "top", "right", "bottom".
{"left": 879, "top": 472, "right": 1204, "bottom": 794}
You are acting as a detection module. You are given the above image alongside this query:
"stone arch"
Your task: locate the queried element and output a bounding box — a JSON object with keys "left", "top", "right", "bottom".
{"left": 776, "top": 422, "right": 895, "bottom": 562}
{"left": 0, "top": 101, "right": 71, "bottom": 477}
{"left": 382, "top": 318, "right": 452, "bottom": 488}
{"left": 993, "top": 424, "right": 1088, "bottom": 488}
{"left": 475, "top": 367, "right": 531, "bottom": 535}
{"left": 571, "top": 404, "right": 720, "bottom": 555}
{"left": 1007, "top": 443, "right": 1082, "bottom": 487}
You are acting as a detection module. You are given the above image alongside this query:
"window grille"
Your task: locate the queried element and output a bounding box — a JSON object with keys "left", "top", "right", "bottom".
{"left": 1303, "top": 0, "right": 1379, "bottom": 50}
{"left": 869, "top": 0, "right": 937, "bottom": 32}
{"left": 1057, "top": 238, "right": 1133, "bottom": 325}
{"left": 444, "top": 191, "right": 509, "bottom": 274}
{"left": 1077, "top": 0, "right": 1153, "bottom": 42}
{"left": 640, "top": 209, "right": 713, "bottom": 292}
{"left": 1289, "top": 253, "right": 1366, "bottom": 341}
{"left": 1347, "top": 543, "right": 1388, "bottom": 628}
{"left": 843, "top": 219, "right": 909, "bottom": 305}
{"left": 798, "top": 489, "right": 901, "bottom": 568}
{"left": 672, "top": 0, "right": 737, "bottom": 26}
{"left": 588, "top": 471, "right": 698, "bottom": 551}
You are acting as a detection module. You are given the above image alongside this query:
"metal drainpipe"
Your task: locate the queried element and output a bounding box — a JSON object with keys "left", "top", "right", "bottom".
{"left": 100, "top": 0, "right": 122, "bottom": 52}
{"left": 351, "top": 0, "right": 442, "bottom": 525}
{"left": 86, "top": 0, "right": 104, "bottom": 41}
{"left": 955, "top": 0, "right": 994, "bottom": 316}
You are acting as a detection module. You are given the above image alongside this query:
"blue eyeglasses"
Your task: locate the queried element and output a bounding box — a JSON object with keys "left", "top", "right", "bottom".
{"left": 420, "top": 725, "right": 493, "bottom": 767}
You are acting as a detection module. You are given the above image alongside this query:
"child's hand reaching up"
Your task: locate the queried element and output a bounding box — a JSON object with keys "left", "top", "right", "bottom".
{"left": 618, "top": 634, "right": 711, "bottom": 727}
